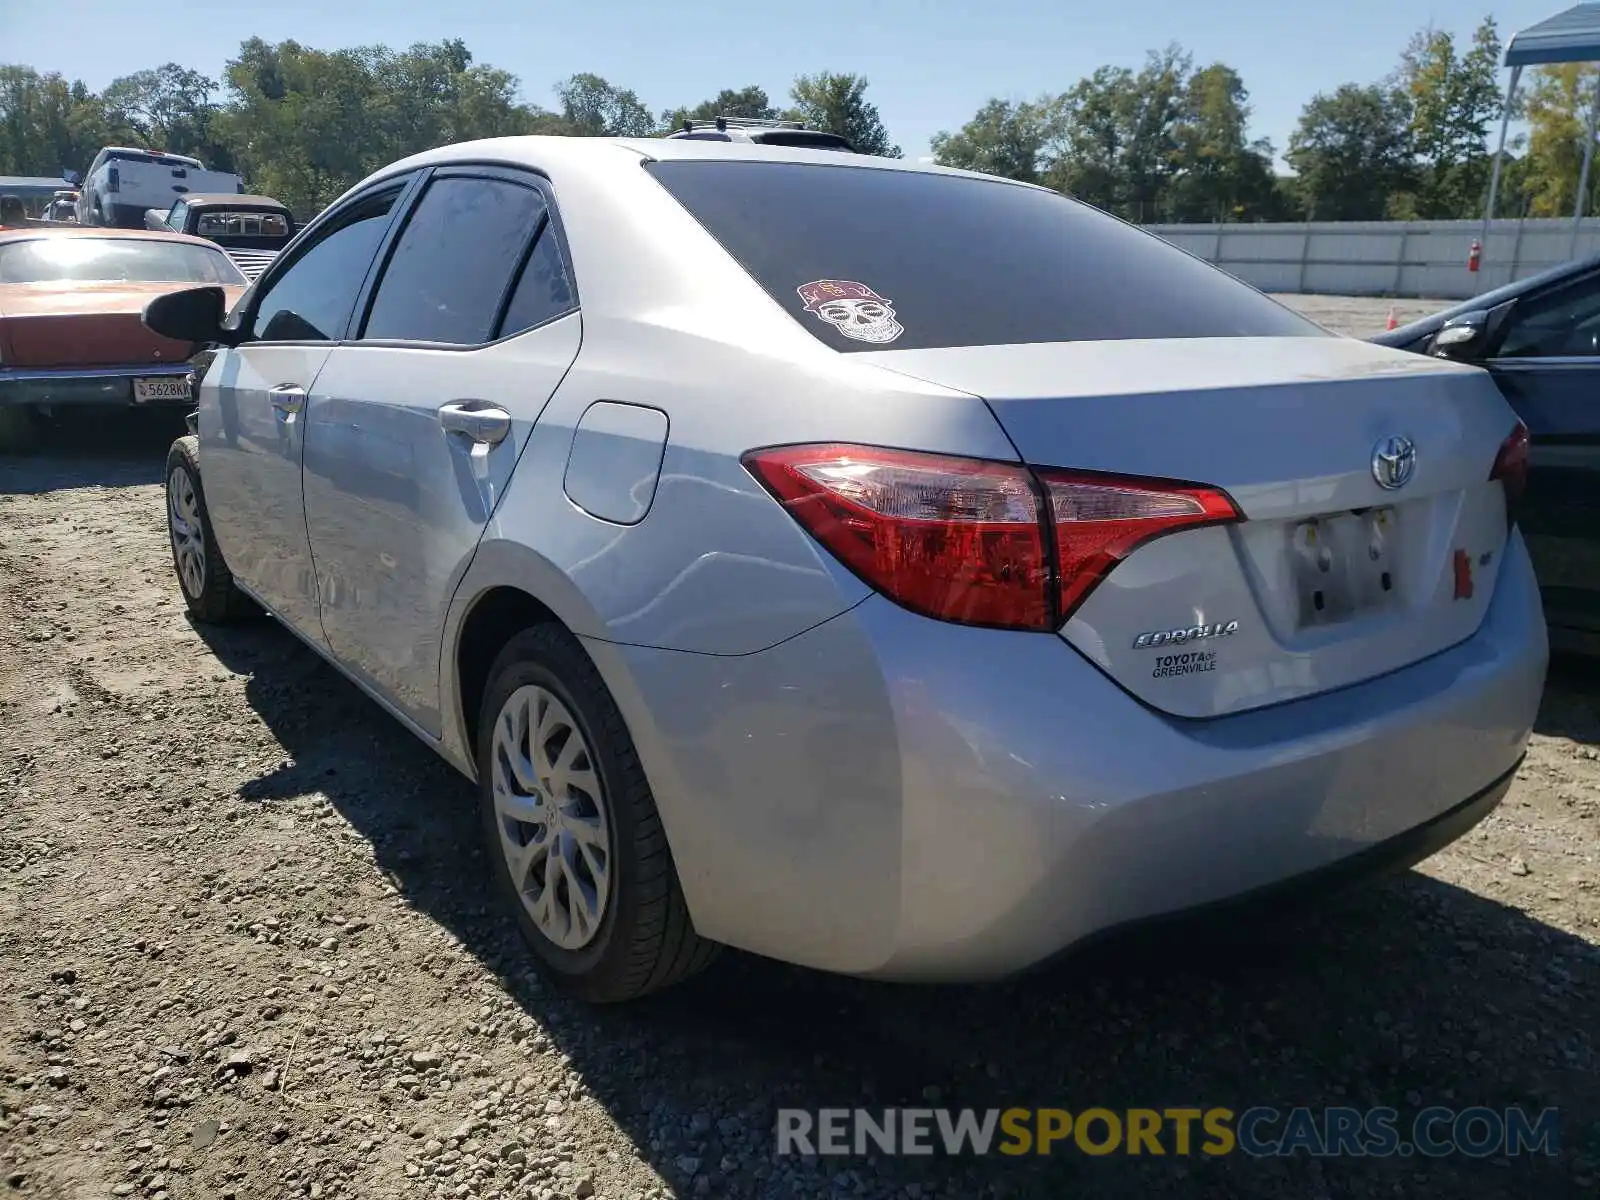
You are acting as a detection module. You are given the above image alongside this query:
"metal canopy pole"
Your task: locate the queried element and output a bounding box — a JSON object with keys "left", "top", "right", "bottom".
{"left": 1483, "top": 65, "right": 1523, "bottom": 249}
{"left": 1574, "top": 70, "right": 1600, "bottom": 258}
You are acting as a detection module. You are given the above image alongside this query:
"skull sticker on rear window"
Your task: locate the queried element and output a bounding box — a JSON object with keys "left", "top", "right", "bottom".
{"left": 796, "top": 279, "right": 903, "bottom": 345}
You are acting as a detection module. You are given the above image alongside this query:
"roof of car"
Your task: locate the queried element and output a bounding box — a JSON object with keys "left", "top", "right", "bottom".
{"left": 179, "top": 193, "right": 289, "bottom": 210}
{"left": 99, "top": 146, "right": 204, "bottom": 164}
{"left": 366, "top": 133, "right": 1034, "bottom": 188}
{"left": 0, "top": 225, "right": 226, "bottom": 250}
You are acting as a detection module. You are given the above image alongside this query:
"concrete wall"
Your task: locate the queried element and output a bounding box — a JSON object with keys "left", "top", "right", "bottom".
{"left": 1144, "top": 218, "right": 1600, "bottom": 300}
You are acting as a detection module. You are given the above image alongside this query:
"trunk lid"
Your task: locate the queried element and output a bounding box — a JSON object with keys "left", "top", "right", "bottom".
{"left": 0, "top": 282, "right": 233, "bottom": 368}
{"left": 859, "top": 336, "right": 1520, "bottom": 718}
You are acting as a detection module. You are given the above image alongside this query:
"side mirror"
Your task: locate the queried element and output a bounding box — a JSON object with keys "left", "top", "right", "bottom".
{"left": 62, "top": 169, "right": 82, "bottom": 187}
{"left": 1428, "top": 311, "right": 1489, "bottom": 361}
{"left": 143, "top": 286, "right": 229, "bottom": 346}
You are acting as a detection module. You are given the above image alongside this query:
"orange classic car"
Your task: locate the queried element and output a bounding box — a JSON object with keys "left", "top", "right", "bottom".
{"left": 0, "top": 226, "right": 247, "bottom": 446}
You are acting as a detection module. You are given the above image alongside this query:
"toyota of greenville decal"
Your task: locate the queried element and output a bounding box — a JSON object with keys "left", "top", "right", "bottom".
{"left": 1150, "top": 650, "right": 1217, "bottom": 678}
{"left": 1132, "top": 620, "right": 1239, "bottom": 681}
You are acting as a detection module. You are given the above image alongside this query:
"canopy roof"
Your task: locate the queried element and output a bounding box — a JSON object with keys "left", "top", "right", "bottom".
{"left": 1507, "top": 3, "right": 1600, "bottom": 67}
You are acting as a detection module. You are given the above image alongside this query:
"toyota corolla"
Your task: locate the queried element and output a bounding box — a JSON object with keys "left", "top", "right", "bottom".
{"left": 142, "top": 137, "right": 1548, "bottom": 1002}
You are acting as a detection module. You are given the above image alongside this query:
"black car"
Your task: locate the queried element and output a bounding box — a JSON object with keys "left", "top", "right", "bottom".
{"left": 144, "top": 193, "right": 296, "bottom": 282}
{"left": 664, "top": 115, "right": 857, "bottom": 152}
{"left": 1372, "top": 253, "right": 1600, "bottom": 653}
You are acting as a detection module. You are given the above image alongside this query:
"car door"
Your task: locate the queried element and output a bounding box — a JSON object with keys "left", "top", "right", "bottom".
{"left": 301, "top": 165, "right": 581, "bottom": 733}
{"left": 1479, "top": 267, "right": 1600, "bottom": 638}
{"left": 202, "top": 179, "right": 415, "bottom": 643}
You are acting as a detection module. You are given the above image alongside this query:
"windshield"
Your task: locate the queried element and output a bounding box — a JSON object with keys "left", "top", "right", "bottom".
{"left": 0, "top": 238, "right": 247, "bottom": 285}
{"left": 196, "top": 210, "right": 290, "bottom": 238}
{"left": 645, "top": 160, "right": 1327, "bottom": 351}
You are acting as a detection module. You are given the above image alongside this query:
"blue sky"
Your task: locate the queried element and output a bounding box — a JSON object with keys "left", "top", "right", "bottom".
{"left": 4, "top": 1, "right": 1564, "bottom": 163}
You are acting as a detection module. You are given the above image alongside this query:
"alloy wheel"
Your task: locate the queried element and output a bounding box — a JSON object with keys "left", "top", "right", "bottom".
{"left": 168, "top": 466, "right": 206, "bottom": 599}
{"left": 490, "top": 684, "right": 613, "bottom": 950}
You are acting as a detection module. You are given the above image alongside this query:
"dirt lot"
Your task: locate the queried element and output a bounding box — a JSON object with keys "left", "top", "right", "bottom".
{"left": 1274, "top": 294, "right": 1451, "bottom": 337}
{"left": 1, "top": 298, "right": 1597, "bottom": 1199}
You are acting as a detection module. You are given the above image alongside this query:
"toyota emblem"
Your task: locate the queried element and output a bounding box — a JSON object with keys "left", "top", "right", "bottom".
{"left": 1371, "top": 436, "right": 1416, "bottom": 490}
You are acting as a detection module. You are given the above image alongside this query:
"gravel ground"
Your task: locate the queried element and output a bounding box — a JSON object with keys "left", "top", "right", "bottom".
{"left": 1270, "top": 294, "right": 1451, "bottom": 337}
{"left": 1, "top": 298, "right": 1596, "bottom": 1199}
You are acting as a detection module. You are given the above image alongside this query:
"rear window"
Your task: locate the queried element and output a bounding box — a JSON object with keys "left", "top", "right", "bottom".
{"left": 108, "top": 151, "right": 197, "bottom": 169}
{"left": 645, "top": 160, "right": 1326, "bottom": 351}
{"left": 196, "top": 211, "right": 291, "bottom": 238}
{"left": 0, "top": 238, "right": 247, "bottom": 286}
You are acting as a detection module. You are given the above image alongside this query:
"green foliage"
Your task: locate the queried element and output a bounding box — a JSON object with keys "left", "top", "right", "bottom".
{"left": 0, "top": 65, "right": 129, "bottom": 178}
{"left": 788, "top": 73, "right": 899, "bottom": 157}
{"left": 1521, "top": 62, "right": 1600, "bottom": 218}
{"left": 1287, "top": 84, "right": 1415, "bottom": 219}
{"left": 554, "top": 73, "right": 655, "bottom": 137}
{"left": 1396, "top": 17, "right": 1504, "bottom": 217}
{"left": 0, "top": 19, "right": 1582, "bottom": 228}
{"left": 102, "top": 63, "right": 227, "bottom": 166}
{"left": 660, "top": 86, "right": 776, "bottom": 132}
{"left": 929, "top": 99, "right": 1048, "bottom": 183}
{"left": 931, "top": 48, "right": 1283, "bottom": 222}
{"left": 927, "top": 16, "right": 1529, "bottom": 224}
{"left": 1167, "top": 64, "right": 1283, "bottom": 222}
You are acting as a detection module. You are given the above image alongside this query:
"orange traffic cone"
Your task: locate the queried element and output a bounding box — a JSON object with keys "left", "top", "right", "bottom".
{"left": 1386, "top": 306, "right": 1398, "bottom": 331}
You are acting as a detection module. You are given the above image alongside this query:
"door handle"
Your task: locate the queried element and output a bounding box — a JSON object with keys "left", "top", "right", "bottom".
{"left": 438, "top": 401, "right": 511, "bottom": 446}
{"left": 268, "top": 384, "right": 304, "bottom": 414}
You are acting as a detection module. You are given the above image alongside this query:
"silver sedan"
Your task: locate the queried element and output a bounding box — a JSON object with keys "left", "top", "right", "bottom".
{"left": 145, "top": 136, "right": 1547, "bottom": 1001}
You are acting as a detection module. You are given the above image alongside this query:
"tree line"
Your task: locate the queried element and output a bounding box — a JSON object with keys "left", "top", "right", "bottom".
{"left": 934, "top": 18, "right": 1596, "bottom": 223}
{"left": 0, "top": 39, "right": 898, "bottom": 219}
{"left": 2, "top": 21, "right": 1598, "bottom": 225}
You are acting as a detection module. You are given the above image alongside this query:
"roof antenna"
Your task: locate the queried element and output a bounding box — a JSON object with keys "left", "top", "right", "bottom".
{"left": 682, "top": 119, "right": 693, "bottom": 132}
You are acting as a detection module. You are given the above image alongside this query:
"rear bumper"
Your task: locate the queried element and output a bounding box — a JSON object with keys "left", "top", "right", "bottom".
{"left": 586, "top": 528, "right": 1548, "bottom": 981}
{"left": 1024, "top": 757, "right": 1517, "bottom": 971}
{"left": 0, "top": 363, "right": 192, "bottom": 408}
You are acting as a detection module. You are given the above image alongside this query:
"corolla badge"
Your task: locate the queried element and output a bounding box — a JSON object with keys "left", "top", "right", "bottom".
{"left": 1132, "top": 620, "right": 1239, "bottom": 650}
{"left": 1371, "top": 435, "right": 1416, "bottom": 490}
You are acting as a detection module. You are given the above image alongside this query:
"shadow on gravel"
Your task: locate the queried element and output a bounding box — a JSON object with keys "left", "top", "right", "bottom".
{"left": 0, "top": 409, "right": 183, "bottom": 494}
{"left": 192, "top": 615, "right": 1598, "bottom": 1200}
{"left": 1538, "top": 653, "right": 1600, "bottom": 747}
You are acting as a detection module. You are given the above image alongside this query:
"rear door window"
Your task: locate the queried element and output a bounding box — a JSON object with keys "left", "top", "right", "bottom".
{"left": 498, "top": 223, "right": 578, "bottom": 337}
{"left": 360, "top": 175, "right": 546, "bottom": 345}
{"left": 645, "top": 160, "right": 1326, "bottom": 351}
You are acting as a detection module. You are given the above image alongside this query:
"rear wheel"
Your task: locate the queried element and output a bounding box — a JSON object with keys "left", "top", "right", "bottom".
{"left": 477, "top": 625, "right": 719, "bottom": 1002}
{"left": 165, "top": 436, "right": 250, "bottom": 622}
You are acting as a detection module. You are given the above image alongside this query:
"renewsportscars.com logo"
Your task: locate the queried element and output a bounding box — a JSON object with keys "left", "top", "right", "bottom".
{"left": 776, "top": 1106, "right": 1560, "bottom": 1159}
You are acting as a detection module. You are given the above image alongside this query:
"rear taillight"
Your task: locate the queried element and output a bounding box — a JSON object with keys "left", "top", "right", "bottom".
{"left": 1035, "top": 470, "right": 1243, "bottom": 618}
{"left": 1490, "top": 421, "right": 1530, "bottom": 503}
{"left": 107, "top": 166, "right": 120, "bottom": 193}
{"left": 743, "top": 443, "right": 1242, "bottom": 631}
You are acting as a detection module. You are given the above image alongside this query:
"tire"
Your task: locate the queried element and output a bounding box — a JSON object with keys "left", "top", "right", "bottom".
{"left": 165, "top": 436, "right": 251, "bottom": 622}
{"left": 477, "top": 625, "right": 719, "bottom": 1003}
{"left": 0, "top": 407, "right": 39, "bottom": 454}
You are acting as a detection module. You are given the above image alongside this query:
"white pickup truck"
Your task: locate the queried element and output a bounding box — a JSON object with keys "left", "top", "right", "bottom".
{"left": 71, "top": 147, "right": 244, "bottom": 229}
